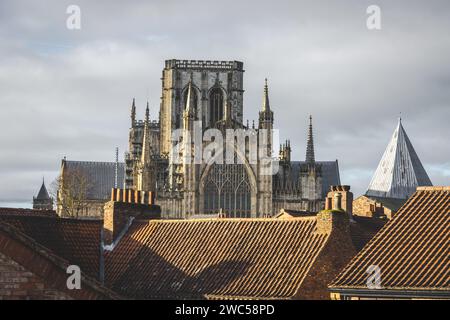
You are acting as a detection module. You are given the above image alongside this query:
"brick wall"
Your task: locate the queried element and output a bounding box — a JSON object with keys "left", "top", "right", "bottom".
{"left": 0, "top": 252, "right": 72, "bottom": 300}
{"left": 0, "top": 223, "right": 119, "bottom": 300}
{"left": 103, "top": 199, "right": 161, "bottom": 245}
{"left": 296, "top": 209, "right": 356, "bottom": 300}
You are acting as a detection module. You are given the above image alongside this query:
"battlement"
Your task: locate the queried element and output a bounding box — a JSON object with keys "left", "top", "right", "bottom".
{"left": 165, "top": 59, "right": 244, "bottom": 71}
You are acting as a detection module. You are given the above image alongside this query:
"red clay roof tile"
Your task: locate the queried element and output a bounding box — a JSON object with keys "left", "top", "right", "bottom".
{"left": 330, "top": 187, "right": 450, "bottom": 291}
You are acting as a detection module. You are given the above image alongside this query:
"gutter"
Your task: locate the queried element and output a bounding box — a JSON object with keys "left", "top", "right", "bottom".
{"left": 329, "top": 287, "right": 450, "bottom": 299}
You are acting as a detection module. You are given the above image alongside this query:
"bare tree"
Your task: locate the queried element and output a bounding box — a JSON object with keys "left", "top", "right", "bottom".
{"left": 50, "top": 169, "right": 91, "bottom": 218}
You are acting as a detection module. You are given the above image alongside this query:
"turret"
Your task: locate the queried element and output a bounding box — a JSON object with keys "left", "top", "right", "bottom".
{"left": 258, "top": 78, "right": 274, "bottom": 129}
{"left": 131, "top": 98, "right": 136, "bottom": 127}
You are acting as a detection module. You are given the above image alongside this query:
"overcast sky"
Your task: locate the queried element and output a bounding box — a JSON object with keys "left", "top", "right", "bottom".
{"left": 0, "top": 0, "right": 449, "bottom": 208}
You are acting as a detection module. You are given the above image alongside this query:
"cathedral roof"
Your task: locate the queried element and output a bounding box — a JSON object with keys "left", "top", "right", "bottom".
{"left": 330, "top": 187, "right": 450, "bottom": 297}
{"left": 62, "top": 160, "right": 125, "bottom": 200}
{"left": 279, "top": 160, "right": 341, "bottom": 198}
{"left": 366, "top": 119, "right": 432, "bottom": 199}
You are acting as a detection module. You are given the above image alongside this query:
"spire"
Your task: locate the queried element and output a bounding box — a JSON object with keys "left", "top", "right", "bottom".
{"left": 131, "top": 98, "right": 136, "bottom": 127}
{"left": 145, "top": 101, "right": 150, "bottom": 123}
{"left": 366, "top": 118, "right": 432, "bottom": 199}
{"left": 259, "top": 78, "right": 274, "bottom": 129}
{"left": 305, "top": 115, "right": 315, "bottom": 164}
{"left": 36, "top": 178, "right": 51, "bottom": 200}
{"left": 262, "top": 78, "right": 270, "bottom": 112}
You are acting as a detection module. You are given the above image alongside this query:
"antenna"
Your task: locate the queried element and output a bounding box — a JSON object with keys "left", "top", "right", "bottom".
{"left": 114, "top": 147, "right": 119, "bottom": 188}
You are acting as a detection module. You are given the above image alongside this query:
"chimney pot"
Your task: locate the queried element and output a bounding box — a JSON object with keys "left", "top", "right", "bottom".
{"left": 334, "top": 193, "right": 342, "bottom": 210}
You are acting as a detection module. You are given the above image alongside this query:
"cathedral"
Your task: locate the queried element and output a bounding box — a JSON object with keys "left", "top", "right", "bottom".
{"left": 125, "top": 59, "right": 340, "bottom": 218}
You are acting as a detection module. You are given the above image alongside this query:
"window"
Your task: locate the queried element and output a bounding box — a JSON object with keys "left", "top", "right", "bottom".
{"left": 209, "top": 87, "right": 223, "bottom": 126}
{"left": 203, "top": 164, "right": 251, "bottom": 218}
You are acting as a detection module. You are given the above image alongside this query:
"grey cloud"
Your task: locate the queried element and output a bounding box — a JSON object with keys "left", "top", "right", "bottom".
{"left": 0, "top": 0, "right": 449, "bottom": 206}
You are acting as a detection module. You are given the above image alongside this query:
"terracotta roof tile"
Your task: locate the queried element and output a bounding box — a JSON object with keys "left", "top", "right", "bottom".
{"left": 105, "top": 217, "right": 330, "bottom": 299}
{"left": 0, "top": 207, "right": 57, "bottom": 217}
{"left": 0, "top": 221, "right": 120, "bottom": 300}
{"left": 330, "top": 187, "right": 450, "bottom": 291}
{"left": 0, "top": 211, "right": 102, "bottom": 278}
{"left": 350, "top": 216, "right": 387, "bottom": 251}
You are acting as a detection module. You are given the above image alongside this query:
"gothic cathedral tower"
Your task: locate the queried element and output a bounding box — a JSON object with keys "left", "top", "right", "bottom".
{"left": 159, "top": 60, "right": 245, "bottom": 156}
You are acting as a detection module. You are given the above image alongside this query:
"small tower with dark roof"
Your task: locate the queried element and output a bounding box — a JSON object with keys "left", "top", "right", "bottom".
{"left": 33, "top": 178, "right": 53, "bottom": 210}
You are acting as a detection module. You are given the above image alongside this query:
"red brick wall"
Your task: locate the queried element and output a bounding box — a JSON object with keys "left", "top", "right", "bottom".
{"left": 0, "top": 252, "right": 72, "bottom": 300}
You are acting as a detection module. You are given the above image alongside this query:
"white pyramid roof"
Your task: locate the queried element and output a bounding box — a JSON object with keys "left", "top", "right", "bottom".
{"left": 366, "top": 119, "right": 432, "bottom": 199}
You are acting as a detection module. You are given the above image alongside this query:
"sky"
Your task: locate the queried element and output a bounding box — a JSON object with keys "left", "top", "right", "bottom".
{"left": 0, "top": 0, "right": 449, "bottom": 208}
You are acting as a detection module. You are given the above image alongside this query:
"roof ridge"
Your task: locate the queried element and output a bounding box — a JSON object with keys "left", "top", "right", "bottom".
{"left": 0, "top": 221, "right": 121, "bottom": 299}
{"left": 141, "top": 216, "right": 318, "bottom": 224}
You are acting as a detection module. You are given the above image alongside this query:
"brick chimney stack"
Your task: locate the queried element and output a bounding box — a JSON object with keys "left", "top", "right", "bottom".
{"left": 325, "top": 185, "right": 354, "bottom": 219}
{"left": 103, "top": 188, "right": 160, "bottom": 247}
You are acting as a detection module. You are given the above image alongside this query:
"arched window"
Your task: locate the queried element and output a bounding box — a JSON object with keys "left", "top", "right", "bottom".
{"left": 209, "top": 88, "right": 223, "bottom": 126}
{"left": 203, "top": 164, "right": 252, "bottom": 218}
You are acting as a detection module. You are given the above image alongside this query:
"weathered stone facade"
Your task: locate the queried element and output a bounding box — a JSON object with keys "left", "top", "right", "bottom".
{"left": 352, "top": 195, "right": 404, "bottom": 219}
{"left": 125, "top": 59, "right": 340, "bottom": 218}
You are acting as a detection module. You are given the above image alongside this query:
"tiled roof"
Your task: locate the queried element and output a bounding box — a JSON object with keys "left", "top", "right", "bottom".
{"left": 330, "top": 186, "right": 449, "bottom": 292}
{"left": 0, "top": 221, "right": 120, "bottom": 300}
{"left": 0, "top": 212, "right": 102, "bottom": 278}
{"left": 63, "top": 160, "right": 125, "bottom": 200}
{"left": 349, "top": 216, "right": 387, "bottom": 251}
{"left": 0, "top": 207, "right": 58, "bottom": 217}
{"left": 105, "top": 217, "right": 331, "bottom": 299}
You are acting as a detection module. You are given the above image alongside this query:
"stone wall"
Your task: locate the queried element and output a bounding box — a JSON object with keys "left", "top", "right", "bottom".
{"left": 353, "top": 195, "right": 392, "bottom": 218}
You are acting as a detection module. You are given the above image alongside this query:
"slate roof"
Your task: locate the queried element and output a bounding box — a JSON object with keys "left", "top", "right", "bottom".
{"left": 0, "top": 210, "right": 102, "bottom": 278}
{"left": 330, "top": 187, "right": 450, "bottom": 293}
{"left": 105, "top": 217, "right": 331, "bottom": 299}
{"left": 366, "top": 119, "right": 432, "bottom": 199}
{"left": 63, "top": 160, "right": 125, "bottom": 200}
{"left": 291, "top": 160, "right": 341, "bottom": 198}
{"left": 35, "top": 180, "right": 51, "bottom": 200}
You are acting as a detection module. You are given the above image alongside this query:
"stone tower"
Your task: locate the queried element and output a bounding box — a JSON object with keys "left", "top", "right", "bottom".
{"left": 257, "top": 79, "right": 274, "bottom": 215}
{"left": 159, "top": 59, "right": 244, "bottom": 156}
{"left": 125, "top": 99, "right": 161, "bottom": 190}
{"left": 123, "top": 59, "right": 340, "bottom": 219}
